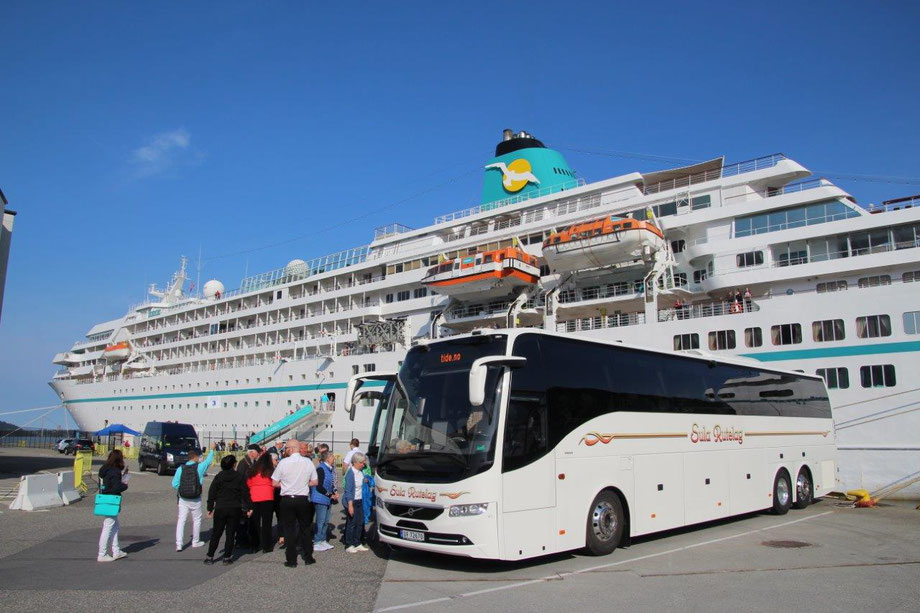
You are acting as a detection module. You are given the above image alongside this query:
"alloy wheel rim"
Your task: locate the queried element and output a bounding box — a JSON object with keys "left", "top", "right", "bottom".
{"left": 592, "top": 501, "right": 617, "bottom": 542}
{"left": 777, "top": 477, "right": 790, "bottom": 506}
{"left": 797, "top": 473, "right": 811, "bottom": 501}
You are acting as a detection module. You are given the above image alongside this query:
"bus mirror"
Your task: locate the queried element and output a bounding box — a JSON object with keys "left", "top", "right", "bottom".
{"left": 469, "top": 356, "right": 526, "bottom": 406}
{"left": 345, "top": 372, "right": 396, "bottom": 421}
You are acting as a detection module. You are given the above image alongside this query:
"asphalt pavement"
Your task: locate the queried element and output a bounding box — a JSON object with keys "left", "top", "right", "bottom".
{"left": 2, "top": 447, "right": 919, "bottom": 612}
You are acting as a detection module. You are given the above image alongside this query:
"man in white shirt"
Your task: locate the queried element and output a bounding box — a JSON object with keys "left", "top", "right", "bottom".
{"left": 342, "top": 438, "right": 363, "bottom": 472}
{"left": 272, "top": 438, "right": 319, "bottom": 568}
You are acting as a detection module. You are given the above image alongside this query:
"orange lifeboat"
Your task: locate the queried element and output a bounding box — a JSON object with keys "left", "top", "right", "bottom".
{"left": 542, "top": 215, "right": 665, "bottom": 272}
{"left": 102, "top": 342, "right": 131, "bottom": 361}
{"left": 421, "top": 247, "right": 541, "bottom": 300}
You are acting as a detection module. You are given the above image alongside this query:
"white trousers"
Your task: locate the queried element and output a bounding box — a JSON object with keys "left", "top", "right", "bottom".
{"left": 98, "top": 516, "right": 120, "bottom": 556}
{"left": 176, "top": 498, "right": 203, "bottom": 546}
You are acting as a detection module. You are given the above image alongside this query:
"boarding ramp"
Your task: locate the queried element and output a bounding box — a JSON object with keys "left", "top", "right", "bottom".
{"left": 249, "top": 402, "right": 334, "bottom": 446}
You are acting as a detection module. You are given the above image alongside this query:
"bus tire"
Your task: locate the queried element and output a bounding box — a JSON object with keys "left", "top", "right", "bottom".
{"left": 137, "top": 460, "right": 145, "bottom": 473}
{"left": 157, "top": 460, "right": 167, "bottom": 476}
{"left": 585, "top": 490, "right": 625, "bottom": 556}
{"left": 792, "top": 467, "right": 813, "bottom": 509}
{"left": 772, "top": 470, "right": 792, "bottom": 515}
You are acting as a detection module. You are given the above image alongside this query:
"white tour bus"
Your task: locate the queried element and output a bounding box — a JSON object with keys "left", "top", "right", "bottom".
{"left": 345, "top": 329, "right": 837, "bottom": 561}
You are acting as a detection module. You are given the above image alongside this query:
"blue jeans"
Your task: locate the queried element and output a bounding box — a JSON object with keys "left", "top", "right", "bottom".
{"left": 313, "top": 503, "right": 331, "bottom": 544}
{"left": 344, "top": 501, "right": 364, "bottom": 547}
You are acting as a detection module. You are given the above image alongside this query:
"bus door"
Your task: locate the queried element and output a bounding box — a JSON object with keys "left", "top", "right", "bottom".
{"left": 345, "top": 372, "right": 396, "bottom": 466}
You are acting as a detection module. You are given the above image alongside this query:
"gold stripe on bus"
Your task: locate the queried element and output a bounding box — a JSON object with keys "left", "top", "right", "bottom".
{"left": 745, "top": 431, "right": 831, "bottom": 437}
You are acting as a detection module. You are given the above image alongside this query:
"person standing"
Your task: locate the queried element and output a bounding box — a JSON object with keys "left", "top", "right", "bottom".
{"left": 343, "top": 438, "right": 363, "bottom": 473}
{"left": 247, "top": 452, "right": 277, "bottom": 553}
{"left": 236, "top": 444, "right": 261, "bottom": 549}
{"left": 310, "top": 450, "right": 338, "bottom": 551}
{"left": 172, "top": 443, "right": 216, "bottom": 551}
{"left": 97, "top": 449, "right": 128, "bottom": 562}
{"left": 272, "top": 438, "right": 318, "bottom": 568}
{"left": 343, "top": 452, "right": 369, "bottom": 553}
{"left": 204, "top": 455, "right": 252, "bottom": 565}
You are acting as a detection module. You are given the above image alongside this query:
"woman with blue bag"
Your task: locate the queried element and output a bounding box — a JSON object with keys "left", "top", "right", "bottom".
{"left": 96, "top": 449, "right": 129, "bottom": 562}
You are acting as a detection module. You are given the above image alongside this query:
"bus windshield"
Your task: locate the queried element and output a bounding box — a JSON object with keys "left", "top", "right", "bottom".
{"left": 377, "top": 334, "right": 507, "bottom": 483}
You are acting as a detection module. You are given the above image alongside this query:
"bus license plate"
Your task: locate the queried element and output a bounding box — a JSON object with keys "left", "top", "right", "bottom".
{"left": 400, "top": 529, "right": 425, "bottom": 542}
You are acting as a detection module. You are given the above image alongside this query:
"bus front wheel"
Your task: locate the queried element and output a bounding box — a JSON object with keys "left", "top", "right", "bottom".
{"left": 772, "top": 470, "right": 792, "bottom": 515}
{"left": 792, "top": 467, "right": 813, "bottom": 509}
{"left": 585, "top": 490, "right": 625, "bottom": 556}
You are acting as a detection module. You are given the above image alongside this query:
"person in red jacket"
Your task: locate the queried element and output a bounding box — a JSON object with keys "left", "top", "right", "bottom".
{"left": 246, "top": 452, "right": 277, "bottom": 553}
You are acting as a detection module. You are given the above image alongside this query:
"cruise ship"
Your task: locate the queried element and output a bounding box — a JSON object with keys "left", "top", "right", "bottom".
{"left": 51, "top": 129, "right": 920, "bottom": 496}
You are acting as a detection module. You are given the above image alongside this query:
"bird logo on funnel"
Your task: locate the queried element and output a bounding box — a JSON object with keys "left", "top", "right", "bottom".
{"left": 485, "top": 159, "right": 540, "bottom": 193}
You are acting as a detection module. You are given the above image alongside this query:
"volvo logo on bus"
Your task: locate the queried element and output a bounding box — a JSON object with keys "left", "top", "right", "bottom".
{"left": 690, "top": 424, "right": 744, "bottom": 445}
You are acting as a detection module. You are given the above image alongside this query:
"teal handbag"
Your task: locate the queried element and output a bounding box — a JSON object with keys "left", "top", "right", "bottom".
{"left": 94, "top": 494, "right": 122, "bottom": 517}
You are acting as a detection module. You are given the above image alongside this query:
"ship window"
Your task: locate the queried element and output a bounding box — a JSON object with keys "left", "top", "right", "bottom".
{"left": 903, "top": 270, "right": 920, "bottom": 283}
{"left": 708, "top": 330, "right": 736, "bottom": 350}
{"left": 288, "top": 399, "right": 292, "bottom": 406}
{"left": 856, "top": 315, "right": 891, "bottom": 338}
{"left": 673, "top": 333, "right": 699, "bottom": 350}
{"left": 397, "top": 291, "right": 410, "bottom": 302}
{"left": 691, "top": 195, "right": 711, "bottom": 210}
{"left": 816, "top": 280, "right": 847, "bottom": 293}
{"left": 904, "top": 311, "right": 920, "bottom": 335}
{"left": 693, "top": 269, "right": 707, "bottom": 283}
{"left": 812, "top": 319, "right": 845, "bottom": 342}
{"left": 244, "top": 402, "right": 248, "bottom": 407}
{"left": 277, "top": 291, "right": 282, "bottom": 299}
{"left": 363, "top": 364, "right": 376, "bottom": 372}
{"left": 352, "top": 365, "right": 359, "bottom": 376}
{"left": 778, "top": 250, "right": 807, "bottom": 267}
{"left": 385, "top": 294, "right": 394, "bottom": 304}
{"left": 671, "top": 240, "right": 686, "bottom": 253}
{"left": 255, "top": 401, "right": 259, "bottom": 407}
{"left": 857, "top": 275, "right": 891, "bottom": 288}
{"left": 860, "top": 364, "right": 896, "bottom": 388}
{"left": 771, "top": 323, "right": 802, "bottom": 345}
{"left": 736, "top": 251, "right": 764, "bottom": 267}
{"left": 395, "top": 263, "right": 404, "bottom": 273}
{"left": 413, "top": 287, "right": 427, "bottom": 299}
{"left": 674, "top": 273, "right": 687, "bottom": 287}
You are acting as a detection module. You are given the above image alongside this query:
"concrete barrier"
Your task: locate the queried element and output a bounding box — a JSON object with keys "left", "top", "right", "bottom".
{"left": 57, "top": 471, "right": 82, "bottom": 505}
{"left": 9, "top": 474, "right": 64, "bottom": 511}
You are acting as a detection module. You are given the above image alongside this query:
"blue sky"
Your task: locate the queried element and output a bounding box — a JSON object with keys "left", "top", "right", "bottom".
{"left": 1, "top": 2, "right": 919, "bottom": 428}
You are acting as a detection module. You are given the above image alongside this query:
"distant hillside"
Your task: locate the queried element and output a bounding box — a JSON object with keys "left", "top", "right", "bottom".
{"left": 0, "top": 420, "right": 19, "bottom": 431}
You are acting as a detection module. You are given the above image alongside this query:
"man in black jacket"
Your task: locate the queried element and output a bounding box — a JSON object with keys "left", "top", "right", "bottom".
{"left": 204, "top": 454, "right": 252, "bottom": 564}
{"left": 235, "top": 444, "right": 260, "bottom": 549}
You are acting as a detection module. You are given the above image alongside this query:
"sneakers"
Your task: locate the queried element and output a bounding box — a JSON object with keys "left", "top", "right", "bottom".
{"left": 222, "top": 558, "right": 234, "bottom": 565}
{"left": 346, "top": 545, "right": 359, "bottom": 553}
{"left": 314, "top": 541, "right": 334, "bottom": 552}
{"left": 204, "top": 557, "right": 216, "bottom": 565}
{"left": 283, "top": 561, "right": 297, "bottom": 568}
{"left": 176, "top": 545, "right": 183, "bottom": 552}
{"left": 356, "top": 544, "right": 370, "bottom": 552}
{"left": 96, "top": 554, "right": 113, "bottom": 562}
{"left": 111, "top": 550, "right": 128, "bottom": 561}
{"left": 191, "top": 540, "right": 205, "bottom": 548}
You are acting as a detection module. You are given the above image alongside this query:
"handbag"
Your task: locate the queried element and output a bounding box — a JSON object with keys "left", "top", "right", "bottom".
{"left": 94, "top": 493, "right": 122, "bottom": 517}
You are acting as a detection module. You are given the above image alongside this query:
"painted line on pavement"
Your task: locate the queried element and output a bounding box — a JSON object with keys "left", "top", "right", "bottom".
{"left": 375, "top": 510, "right": 834, "bottom": 612}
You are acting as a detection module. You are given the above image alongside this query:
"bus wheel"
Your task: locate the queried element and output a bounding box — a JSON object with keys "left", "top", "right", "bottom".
{"left": 585, "top": 491, "right": 624, "bottom": 556}
{"left": 792, "top": 468, "right": 813, "bottom": 509}
{"left": 772, "top": 470, "right": 792, "bottom": 515}
{"left": 137, "top": 460, "right": 145, "bottom": 473}
{"left": 157, "top": 461, "right": 167, "bottom": 476}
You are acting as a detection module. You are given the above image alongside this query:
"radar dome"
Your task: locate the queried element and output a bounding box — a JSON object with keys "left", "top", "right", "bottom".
{"left": 285, "top": 259, "right": 308, "bottom": 277}
{"left": 203, "top": 279, "right": 225, "bottom": 299}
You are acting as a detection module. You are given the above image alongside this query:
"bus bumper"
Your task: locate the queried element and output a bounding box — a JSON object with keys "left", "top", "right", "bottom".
{"left": 375, "top": 499, "right": 500, "bottom": 559}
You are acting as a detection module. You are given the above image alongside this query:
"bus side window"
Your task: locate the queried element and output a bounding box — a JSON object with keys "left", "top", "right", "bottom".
{"left": 502, "top": 396, "right": 548, "bottom": 472}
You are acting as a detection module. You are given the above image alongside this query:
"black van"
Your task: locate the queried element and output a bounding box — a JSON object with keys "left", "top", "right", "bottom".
{"left": 138, "top": 421, "right": 201, "bottom": 475}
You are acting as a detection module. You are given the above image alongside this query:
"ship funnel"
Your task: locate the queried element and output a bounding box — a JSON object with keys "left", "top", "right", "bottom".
{"left": 481, "top": 129, "right": 577, "bottom": 205}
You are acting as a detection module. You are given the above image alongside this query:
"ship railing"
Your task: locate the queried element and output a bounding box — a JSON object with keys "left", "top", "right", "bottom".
{"left": 558, "top": 282, "right": 642, "bottom": 304}
{"left": 868, "top": 195, "right": 920, "bottom": 214}
{"left": 447, "top": 300, "right": 512, "bottom": 320}
{"left": 556, "top": 312, "right": 646, "bottom": 333}
{"left": 643, "top": 153, "right": 786, "bottom": 195}
{"left": 435, "top": 179, "right": 586, "bottom": 224}
{"left": 658, "top": 299, "right": 759, "bottom": 322}
{"left": 374, "top": 223, "right": 414, "bottom": 240}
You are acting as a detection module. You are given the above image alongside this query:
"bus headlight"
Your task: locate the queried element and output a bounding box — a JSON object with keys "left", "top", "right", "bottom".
{"left": 449, "top": 503, "right": 489, "bottom": 517}
{"left": 166, "top": 453, "right": 174, "bottom": 462}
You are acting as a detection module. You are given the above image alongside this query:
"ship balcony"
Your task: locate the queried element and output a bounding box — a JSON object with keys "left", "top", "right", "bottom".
{"left": 556, "top": 311, "right": 646, "bottom": 333}
{"left": 657, "top": 299, "right": 760, "bottom": 323}
{"left": 444, "top": 298, "right": 542, "bottom": 332}
{"left": 555, "top": 284, "right": 644, "bottom": 319}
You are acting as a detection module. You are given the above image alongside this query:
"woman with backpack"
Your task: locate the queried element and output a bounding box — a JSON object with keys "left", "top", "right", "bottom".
{"left": 97, "top": 449, "right": 128, "bottom": 562}
{"left": 204, "top": 454, "right": 252, "bottom": 565}
{"left": 246, "top": 452, "right": 277, "bottom": 553}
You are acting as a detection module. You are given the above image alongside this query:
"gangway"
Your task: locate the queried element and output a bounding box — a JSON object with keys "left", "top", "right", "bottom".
{"left": 249, "top": 404, "right": 324, "bottom": 446}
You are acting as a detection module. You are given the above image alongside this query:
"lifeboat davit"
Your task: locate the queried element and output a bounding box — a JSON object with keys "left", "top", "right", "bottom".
{"left": 102, "top": 342, "right": 131, "bottom": 361}
{"left": 421, "top": 247, "right": 541, "bottom": 300}
{"left": 542, "top": 215, "right": 665, "bottom": 272}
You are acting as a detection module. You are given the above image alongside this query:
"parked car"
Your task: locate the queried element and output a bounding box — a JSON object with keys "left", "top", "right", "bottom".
{"left": 56, "top": 439, "right": 74, "bottom": 453}
{"left": 64, "top": 439, "right": 95, "bottom": 454}
{"left": 138, "top": 421, "right": 201, "bottom": 475}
